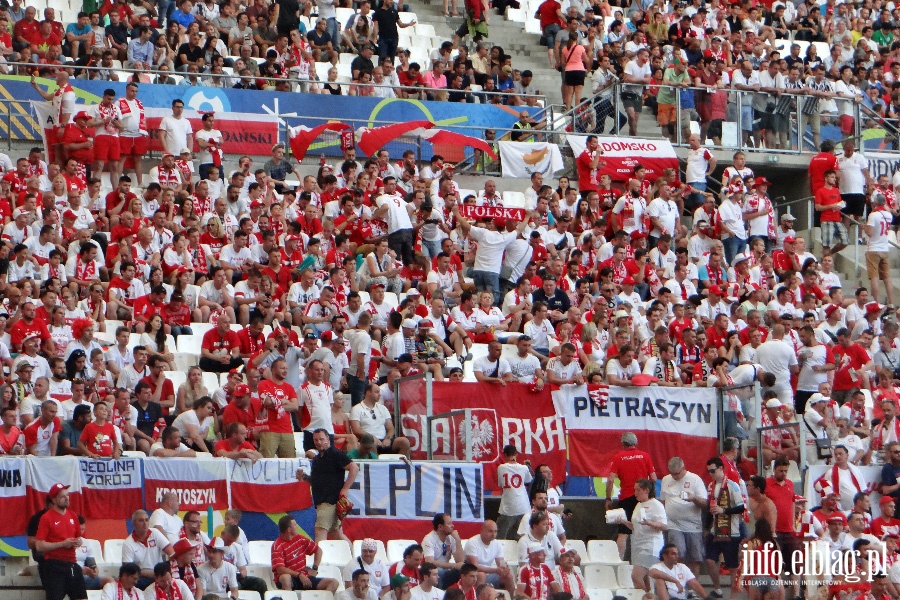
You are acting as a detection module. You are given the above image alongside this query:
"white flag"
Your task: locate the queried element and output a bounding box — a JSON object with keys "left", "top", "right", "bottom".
{"left": 499, "top": 141, "right": 564, "bottom": 178}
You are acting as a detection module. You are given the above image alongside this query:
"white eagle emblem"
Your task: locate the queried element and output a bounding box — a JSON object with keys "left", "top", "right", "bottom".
{"left": 459, "top": 415, "right": 494, "bottom": 459}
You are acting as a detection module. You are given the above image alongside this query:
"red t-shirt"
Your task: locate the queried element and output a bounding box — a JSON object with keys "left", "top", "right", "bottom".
{"left": 36, "top": 508, "right": 80, "bottom": 563}
{"left": 808, "top": 152, "right": 840, "bottom": 194}
{"left": 61, "top": 124, "right": 94, "bottom": 164}
{"left": 815, "top": 186, "right": 843, "bottom": 222}
{"left": 765, "top": 476, "right": 795, "bottom": 533}
{"left": 271, "top": 534, "right": 318, "bottom": 576}
{"left": 80, "top": 421, "right": 116, "bottom": 456}
{"left": 105, "top": 190, "right": 137, "bottom": 214}
{"left": 812, "top": 508, "right": 847, "bottom": 529}
{"left": 237, "top": 327, "right": 265, "bottom": 356}
{"left": 163, "top": 303, "right": 192, "bottom": 327}
{"left": 871, "top": 515, "right": 900, "bottom": 539}
{"left": 258, "top": 379, "right": 298, "bottom": 434}
{"left": 576, "top": 150, "right": 600, "bottom": 193}
{"left": 833, "top": 343, "right": 871, "bottom": 391}
{"left": 536, "top": 0, "right": 565, "bottom": 28}
{"left": 389, "top": 562, "right": 421, "bottom": 587}
{"left": 201, "top": 328, "right": 240, "bottom": 353}
{"left": 133, "top": 295, "right": 165, "bottom": 323}
{"left": 609, "top": 449, "right": 655, "bottom": 500}
{"left": 214, "top": 438, "right": 256, "bottom": 455}
{"left": 221, "top": 398, "right": 264, "bottom": 440}
{"left": 10, "top": 318, "right": 50, "bottom": 349}
{"left": 141, "top": 375, "right": 175, "bottom": 405}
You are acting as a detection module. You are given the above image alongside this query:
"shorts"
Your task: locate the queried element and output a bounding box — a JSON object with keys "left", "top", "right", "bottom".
{"left": 807, "top": 113, "right": 821, "bottom": 135}
{"left": 739, "top": 105, "right": 754, "bottom": 132}
{"left": 866, "top": 251, "right": 890, "bottom": 280}
{"left": 542, "top": 24, "right": 561, "bottom": 47}
{"left": 821, "top": 221, "right": 849, "bottom": 248}
{"left": 93, "top": 135, "right": 121, "bottom": 161}
{"left": 43, "top": 560, "right": 88, "bottom": 600}
{"left": 315, "top": 502, "right": 340, "bottom": 531}
{"left": 617, "top": 494, "right": 638, "bottom": 536}
{"left": 259, "top": 431, "right": 297, "bottom": 458}
{"left": 842, "top": 193, "right": 866, "bottom": 217}
{"left": 704, "top": 535, "right": 741, "bottom": 569}
{"left": 658, "top": 103, "right": 677, "bottom": 126}
{"left": 666, "top": 529, "right": 705, "bottom": 564}
{"left": 840, "top": 114, "right": 855, "bottom": 135}
{"left": 278, "top": 575, "right": 324, "bottom": 591}
{"left": 119, "top": 135, "right": 148, "bottom": 155}
{"left": 621, "top": 92, "right": 642, "bottom": 112}
{"left": 772, "top": 113, "right": 790, "bottom": 133}
{"left": 632, "top": 553, "right": 658, "bottom": 569}
{"left": 759, "top": 110, "right": 777, "bottom": 131}
{"left": 564, "top": 70, "right": 586, "bottom": 87}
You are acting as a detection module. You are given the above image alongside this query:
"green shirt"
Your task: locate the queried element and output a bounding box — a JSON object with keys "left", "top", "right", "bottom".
{"left": 873, "top": 29, "right": 894, "bottom": 49}
{"left": 657, "top": 67, "right": 688, "bottom": 105}
{"left": 347, "top": 449, "right": 378, "bottom": 459}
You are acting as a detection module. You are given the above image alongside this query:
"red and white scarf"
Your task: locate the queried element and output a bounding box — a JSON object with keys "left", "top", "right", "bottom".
{"left": 96, "top": 102, "right": 119, "bottom": 136}
{"left": 118, "top": 97, "right": 147, "bottom": 132}
{"left": 557, "top": 568, "right": 586, "bottom": 599}
{"left": 832, "top": 464, "right": 863, "bottom": 497}
{"left": 54, "top": 84, "right": 73, "bottom": 123}
{"left": 115, "top": 582, "right": 142, "bottom": 600}
{"left": 154, "top": 580, "right": 183, "bottom": 600}
{"left": 75, "top": 257, "right": 96, "bottom": 281}
{"left": 521, "top": 564, "right": 553, "bottom": 600}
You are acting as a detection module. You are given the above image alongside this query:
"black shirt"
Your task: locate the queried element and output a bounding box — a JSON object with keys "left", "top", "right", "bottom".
{"left": 351, "top": 55, "right": 375, "bottom": 76}
{"left": 132, "top": 400, "right": 164, "bottom": 438}
{"left": 107, "top": 22, "right": 130, "bottom": 45}
{"left": 176, "top": 43, "right": 205, "bottom": 68}
{"left": 277, "top": 0, "right": 301, "bottom": 31}
{"left": 310, "top": 446, "right": 352, "bottom": 506}
{"left": 532, "top": 288, "right": 571, "bottom": 315}
{"left": 27, "top": 509, "right": 47, "bottom": 562}
{"left": 373, "top": 5, "right": 400, "bottom": 40}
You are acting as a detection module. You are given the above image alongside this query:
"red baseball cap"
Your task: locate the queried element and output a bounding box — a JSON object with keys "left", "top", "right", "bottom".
{"left": 47, "top": 483, "right": 70, "bottom": 500}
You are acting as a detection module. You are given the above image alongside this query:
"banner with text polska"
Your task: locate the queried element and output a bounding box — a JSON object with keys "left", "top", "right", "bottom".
{"left": 552, "top": 384, "right": 720, "bottom": 478}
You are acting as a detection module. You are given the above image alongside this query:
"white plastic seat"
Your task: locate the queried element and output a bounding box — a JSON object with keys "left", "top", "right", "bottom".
{"left": 387, "top": 539, "right": 416, "bottom": 564}
{"left": 176, "top": 334, "right": 202, "bottom": 355}
{"left": 84, "top": 538, "right": 105, "bottom": 564}
{"left": 248, "top": 540, "right": 273, "bottom": 566}
{"left": 414, "top": 23, "right": 435, "bottom": 37}
{"left": 201, "top": 372, "right": 220, "bottom": 393}
{"left": 566, "top": 539, "right": 592, "bottom": 565}
{"left": 506, "top": 7, "right": 524, "bottom": 21}
{"left": 302, "top": 592, "right": 334, "bottom": 600}
{"left": 587, "top": 540, "right": 625, "bottom": 565}
{"left": 502, "top": 191, "right": 527, "bottom": 209}
{"left": 352, "top": 539, "right": 388, "bottom": 563}
{"left": 87, "top": 592, "right": 103, "bottom": 600}
{"left": 103, "top": 538, "right": 125, "bottom": 565}
{"left": 267, "top": 593, "right": 299, "bottom": 600}
{"left": 584, "top": 565, "right": 617, "bottom": 589}
{"left": 189, "top": 322, "right": 214, "bottom": 338}
{"left": 616, "top": 564, "right": 633, "bottom": 588}
{"left": 122, "top": 450, "right": 146, "bottom": 458}
{"left": 616, "top": 589, "right": 646, "bottom": 600}
{"left": 382, "top": 292, "right": 399, "bottom": 309}
{"left": 319, "top": 540, "right": 353, "bottom": 567}
{"left": 587, "top": 590, "right": 613, "bottom": 600}
{"left": 319, "top": 565, "right": 345, "bottom": 589}
{"left": 239, "top": 592, "right": 262, "bottom": 600}
{"left": 164, "top": 370, "right": 187, "bottom": 392}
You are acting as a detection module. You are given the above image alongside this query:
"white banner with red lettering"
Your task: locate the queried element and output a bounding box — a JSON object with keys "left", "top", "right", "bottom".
{"left": 458, "top": 205, "right": 528, "bottom": 221}
{"left": 498, "top": 141, "right": 565, "bottom": 178}
{"left": 228, "top": 458, "right": 313, "bottom": 513}
{"left": 552, "top": 384, "right": 719, "bottom": 478}
{"left": 143, "top": 457, "right": 229, "bottom": 511}
{"left": 567, "top": 136, "right": 679, "bottom": 183}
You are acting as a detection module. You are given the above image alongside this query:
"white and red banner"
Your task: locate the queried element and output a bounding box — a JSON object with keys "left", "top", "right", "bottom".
{"left": 400, "top": 382, "right": 567, "bottom": 492}
{"left": 78, "top": 457, "right": 142, "bottom": 519}
{"left": 25, "top": 456, "right": 85, "bottom": 516}
{"left": 566, "top": 136, "right": 679, "bottom": 183}
{"left": 143, "top": 457, "right": 228, "bottom": 511}
{"left": 33, "top": 103, "right": 279, "bottom": 159}
{"left": 458, "top": 205, "right": 527, "bottom": 221}
{"left": 228, "top": 458, "right": 312, "bottom": 513}
{"left": 552, "top": 384, "right": 719, "bottom": 478}
{"left": 0, "top": 457, "right": 27, "bottom": 536}
{"left": 498, "top": 141, "right": 564, "bottom": 178}
{"left": 343, "top": 460, "right": 483, "bottom": 541}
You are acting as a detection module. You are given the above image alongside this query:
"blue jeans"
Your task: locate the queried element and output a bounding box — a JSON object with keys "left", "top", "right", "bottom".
{"left": 688, "top": 181, "right": 706, "bottom": 209}
{"left": 421, "top": 238, "right": 441, "bottom": 260}
{"left": 378, "top": 36, "right": 399, "bottom": 60}
{"left": 722, "top": 236, "right": 746, "bottom": 265}
{"left": 346, "top": 373, "right": 368, "bottom": 406}
{"left": 157, "top": 0, "right": 175, "bottom": 28}
{"left": 170, "top": 325, "right": 193, "bottom": 339}
{"left": 326, "top": 17, "right": 339, "bottom": 51}
{"left": 472, "top": 269, "right": 500, "bottom": 305}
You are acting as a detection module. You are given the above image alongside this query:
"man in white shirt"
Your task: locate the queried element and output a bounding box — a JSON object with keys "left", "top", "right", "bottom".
{"left": 496, "top": 444, "right": 534, "bottom": 539}
{"left": 339, "top": 569, "right": 380, "bottom": 600}
{"left": 142, "top": 559, "right": 196, "bottom": 600}
{"left": 158, "top": 98, "right": 194, "bottom": 157}
{"left": 122, "top": 509, "right": 174, "bottom": 587}
{"left": 349, "top": 383, "right": 410, "bottom": 457}
{"left": 343, "top": 539, "right": 391, "bottom": 594}
{"left": 410, "top": 562, "right": 445, "bottom": 600}
{"left": 473, "top": 340, "right": 513, "bottom": 384}
{"left": 373, "top": 176, "right": 415, "bottom": 266}
{"left": 754, "top": 324, "right": 799, "bottom": 406}
{"left": 149, "top": 491, "right": 183, "bottom": 544}
{"left": 648, "top": 544, "right": 708, "bottom": 600}
{"left": 659, "top": 457, "right": 707, "bottom": 574}
{"left": 517, "top": 511, "right": 565, "bottom": 567}
{"left": 422, "top": 513, "right": 466, "bottom": 588}
{"left": 506, "top": 335, "right": 545, "bottom": 386}
{"left": 866, "top": 194, "right": 894, "bottom": 308}
{"left": 197, "top": 538, "right": 239, "bottom": 600}
{"left": 464, "top": 520, "right": 515, "bottom": 590}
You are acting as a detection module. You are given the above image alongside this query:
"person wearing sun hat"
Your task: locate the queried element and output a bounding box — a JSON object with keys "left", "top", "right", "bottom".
{"left": 197, "top": 537, "right": 240, "bottom": 600}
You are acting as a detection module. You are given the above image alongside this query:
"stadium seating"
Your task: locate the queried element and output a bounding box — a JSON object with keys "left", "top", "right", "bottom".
{"left": 318, "top": 540, "right": 353, "bottom": 567}
{"left": 583, "top": 564, "right": 618, "bottom": 589}
{"left": 386, "top": 539, "right": 416, "bottom": 563}
{"left": 616, "top": 564, "right": 634, "bottom": 589}
{"left": 587, "top": 590, "right": 613, "bottom": 600}
{"left": 266, "top": 592, "right": 299, "bottom": 600}
{"left": 248, "top": 540, "right": 274, "bottom": 567}
{"left": 564, "top": 539, "right": 591, "bottom": 565}
{"left": 587, "top": 540, "right": 625, "bottom": 566}
{"left": 302, "top": 591, "right": 334, "bottom": 600}
{"left": 239, "top": 591, "right": 262, "bottom": 600}
{"left": 103, "top": 539, "right": 124, "bottom": 565}
{"left": 616, "top": 589, "right": 646, "bottom": 600}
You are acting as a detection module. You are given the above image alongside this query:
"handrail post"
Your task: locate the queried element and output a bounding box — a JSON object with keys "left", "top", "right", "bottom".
{"left": 676, "top": 83, "right": 682, "bottom": 146}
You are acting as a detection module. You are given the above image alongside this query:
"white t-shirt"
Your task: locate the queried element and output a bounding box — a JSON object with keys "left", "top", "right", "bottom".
{"left": 300, "top": 381, "right": 334, "bottom": 433}
{"left": 349, "top": 402, "right": 393, "bottom": 440}
{"left": 868, "top": 209, "right": 892, "bottom": 252}
{"left": 506, "top": 353, "right": 542, "bottom": 383}
{"left": 342, "top": 558, "right": 391, "bottom": 589}
{"left": 497, "top": 462, "right": 533, "bottom": 516}
{"left": 624, "top": 59, "right": 651, "bottom": 95}
{"left": 524, "top": 319, "right": 555, "bottom": 351}
{"left": 659, "top": 472, "right": 707, "bottom": 533}
{"left": 410, "top": 586, "right": 445, "bottom": 600}
{"left": 422, "top": 531, "right": 457, "bottom": 562}
{"left": 797, "top": 344, "right": 831, "bottom": 392}
{"left": 379, "top": 331, "right": 406, "bottom": 377}
{"left": 159, "top": 115, "right": 194, "bottom": 156}
{"left": 100, "top": 581, "right": 142, "bottom": 600}
{"left": 649, "top": 561, "right": 696, "bottom": 599}
{"left": 837, "top": 152, "right": 868, "bottom": 195}
{"left": 755, "top": 339, "right": 798, "bottom": 391}
{"left": 467, "top": 227, "right": 518, "bottom": 273}
{"left": 631, "top": 498, "right": 668, "bottom": 558}
{"left": 473, "top": 356, "right": 512, "bottom": 378}
{"left": 463, "top": 535, "right": 505, "bottom": 567}
{"left": 197, "top": 560, "right": 239, "bottom": 595}
{"left": 122, "top": 528, "right": 172, "bottom": 569}
{"left": 148, "top": 508, "right": 184, "bottom": 543}
{"left": 143, "top": 580, "right": 195, "bottom": 600}
{"left": 375, "top": 193, "right": 413, "bottom": 233}
{"left": 196, "top": 128, "right": 224, "bottom": 165}
{"left": 172, "top": 409, "right": 214, "bottom": 440}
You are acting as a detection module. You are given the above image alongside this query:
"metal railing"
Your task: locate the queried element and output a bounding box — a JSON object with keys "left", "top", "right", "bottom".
{"left": 545, "top": 80, "right": 887, "bottom": 156}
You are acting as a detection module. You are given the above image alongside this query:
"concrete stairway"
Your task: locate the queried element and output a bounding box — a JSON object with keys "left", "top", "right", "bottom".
{"left": 406, "top": 0, "right": 565, "bottom": 105}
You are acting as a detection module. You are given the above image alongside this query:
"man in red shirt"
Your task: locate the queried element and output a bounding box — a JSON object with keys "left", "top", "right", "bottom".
{"left": 808, "top": 140, "right": 839, "bottom": 195}
{"left": 28, "top": 20, "right": 61, "bottom": 57}
{"left": 105, "top": 175, "right": 137, "bottom": 227}
{"left": 814, "top": 169, "right": 849, "bottom": 255}
{"left": 62, "top": 111, "right": 95, "bottom": 168}
{"left": 141, "top": 356, "right": 175, "bottom": 413}
{"left": 36, "top": 483, "right": 85, "bottom": 600}
{"left": 199, "top": 313, "right": 244, "bottom": 372}
{"left": 271, "top": 515, "right": 338, "bottom": 592}
{"left": 259, "top": 357, "right": 299, "bottom": 458}
{"left": 604, "top": 431, "right": 656, "bottom": 559}
{"left": 832, "top": 328, "right": 873, "bottom": 404}
{"left": 237, "top": 316, "right": 266, "bottom": 359}
{"left": 221, "top": 383, "right": 265, "bottom": 442}
{"left": 132, "top": 285, "right": 167, "bottom": 334}
{"left": 765, "top": 457, "right": 799, "bottom": 558}
{"left": 9, "top": 302, "right": 52, "bottom": 353}
{"left": 214, "top": 422, "right": 263, "bottom": 460}
{"left": 575, "top": 135, "right": 605, "bottom": 199}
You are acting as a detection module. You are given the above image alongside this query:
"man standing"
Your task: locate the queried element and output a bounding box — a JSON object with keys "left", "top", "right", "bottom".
{"left": 659, "top": 457, "right": 707, "bottom": 576}
{"left": 496, "top": 444, "right": 533, "bottom": 540}
{"left": 685, "top": 135, "right": 716, "bottom": 209}
{"left": 704, "top": 457, "right": 744, "bottom": 598}
{"left": 575, "top": 135, "right": 604, "bottom": 199}
{"left": 35, "top": 482, "right": 85, "bottom": 600}
{"left": 158, "top": 98, "right": 193, "bottom": 157}
{"left": 373, "top": 176, "right": 415, "bottom": 266}
{"left": 837, "top": 140, "right": 871, "bottom": 227}
{"left": 606, "top": 432, "right": 657, "bottom": 559}
{"left": 117, "top": 82, "right": 148, "bottom": 186}
{"left": 866, "top": 194, "right": 894, "bottom": 308}
{"left": 258, "top": 357, "right": 299, "bottom": 458}
{"left": 297, "top": 428, "right": 359, "bottom": 543}
{"left": 755, "top": 324, "right": 800, "bottom": 406}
